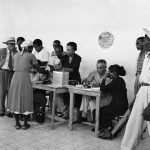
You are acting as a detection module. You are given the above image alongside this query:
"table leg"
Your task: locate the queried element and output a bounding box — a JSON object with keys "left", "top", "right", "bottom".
{"left": 51, "top": 92, "right": 56, "bottom": 130}
{"left": 95, "top": 96, "right": 100, "bottom": 137}
{"left": 69, "top": 92, "right": 74, "bottom": 131}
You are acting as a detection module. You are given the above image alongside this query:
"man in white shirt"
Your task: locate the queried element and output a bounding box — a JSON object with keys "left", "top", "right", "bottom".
{"left": 32, "top": 39, "right": 50, "bottom": 66}
{"left": 0, "top": 37, "right": 17, "bottom": 116}
{"left": 32, "top": 39, "right": 50, "bottom": 81}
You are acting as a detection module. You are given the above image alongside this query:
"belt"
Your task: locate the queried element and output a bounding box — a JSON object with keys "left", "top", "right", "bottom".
{"left": 0, "top": 69, "right": 13, "bottom": 72}
{"left": 141, "top": 83, "right": 150, "bottom": 86}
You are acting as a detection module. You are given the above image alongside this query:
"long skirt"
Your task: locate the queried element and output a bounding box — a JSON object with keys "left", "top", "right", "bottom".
{"left": 8, "top": 71, "right": 33, "bottom": 114}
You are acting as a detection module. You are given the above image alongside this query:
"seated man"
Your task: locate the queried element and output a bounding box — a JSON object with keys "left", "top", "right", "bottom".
{"left": 79, "top": 59, "right": 112, "bottom": 123}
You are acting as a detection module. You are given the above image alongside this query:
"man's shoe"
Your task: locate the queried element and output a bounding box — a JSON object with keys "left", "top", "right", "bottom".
{"left": 76, "top": 117, "right": 87, "bottom": 124}
{"left": 0, "top": 113, "right": 5, "bottom": 117}
{"left": 22, "top": 124, "right": 30, "bottom": 130}
{"left": 15, "top": 124, "right": 21, "bottom": 130}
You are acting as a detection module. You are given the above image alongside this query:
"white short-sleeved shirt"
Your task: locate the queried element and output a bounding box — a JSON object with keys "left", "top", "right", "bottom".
{"left": 48, "top": 55, "right": 62, "bottom": 70}
{"left": 2, "top": 48, "right": 13, "bottom": 70}
{"left": 32, "top": 47, "right": 50, "bottom": 62}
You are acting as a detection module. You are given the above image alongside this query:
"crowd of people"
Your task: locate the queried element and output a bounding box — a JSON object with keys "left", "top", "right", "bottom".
{"left": 1, "top": 30, "right": 150, "bottom": 149}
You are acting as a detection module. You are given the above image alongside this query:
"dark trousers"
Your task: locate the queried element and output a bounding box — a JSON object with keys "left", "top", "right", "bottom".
{"left": 0, "top": 69, "right": 13, "bottom": 113}
{"left": 33, "top": 89, "right": 47, "bottom": 114}
{"left": 63, "top": 93, "right": 82, "bottom": 109}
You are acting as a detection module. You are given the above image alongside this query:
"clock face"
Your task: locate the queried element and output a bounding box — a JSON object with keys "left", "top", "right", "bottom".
{"left": 98, "top": 32, "right": 114, "bottom": 49}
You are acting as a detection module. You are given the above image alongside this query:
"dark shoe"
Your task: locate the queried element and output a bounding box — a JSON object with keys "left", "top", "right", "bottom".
{"left": 98, "top": 127, "right": 113, "bottom": 140}
{"left": 6, "top": 112, "right": 13, "bottom": 118}
{"left": 15, "top": 124, "right": 21, "bottom": 130}
{"left": 76, "top": 117, "right": 87, "bottom": 124}
{"left": 22, "top": 124, "right": 30, "bottom": 130}
{"left": 0, "top": 113, "right": 5, "bottom": 117}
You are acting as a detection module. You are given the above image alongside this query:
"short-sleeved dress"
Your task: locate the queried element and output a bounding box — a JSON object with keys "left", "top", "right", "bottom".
{"left": 8, "top": 52, "right": 38, "bottom": 114}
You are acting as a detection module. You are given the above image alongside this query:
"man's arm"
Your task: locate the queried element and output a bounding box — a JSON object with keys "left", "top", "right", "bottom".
{"left": 143, "top": 102, "right": 150, "bottom": 121}
{"left": 38, "top": 60, "right": 48, "bottom": 66}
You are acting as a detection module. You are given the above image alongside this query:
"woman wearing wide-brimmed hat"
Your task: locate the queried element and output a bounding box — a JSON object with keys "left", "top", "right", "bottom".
{"left": 8, "top": 40, "right": 48, "bottom": 130}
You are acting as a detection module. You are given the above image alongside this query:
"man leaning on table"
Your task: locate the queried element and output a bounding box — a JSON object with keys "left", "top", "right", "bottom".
{"left": 79, "top": 59, "right": 112, "bottom": 123}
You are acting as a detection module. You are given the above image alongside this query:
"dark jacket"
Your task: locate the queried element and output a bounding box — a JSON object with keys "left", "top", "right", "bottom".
{"left": 100, "top": 77, "right": 128, "bottom": 116}
{"left": 0, "top": 48, "right": 18, "bottom": 69}
{"left": 61, "top": 53, "right": 81, "bottom": 83}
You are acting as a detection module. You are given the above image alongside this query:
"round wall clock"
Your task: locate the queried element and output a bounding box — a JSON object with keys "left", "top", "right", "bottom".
{"left": 98, "top": 32, "right": 114, "bottom": 49}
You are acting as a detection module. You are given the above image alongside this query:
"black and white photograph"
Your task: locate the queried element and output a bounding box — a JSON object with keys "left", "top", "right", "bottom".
{"left": 0, "top": 0, "right": 150, "bottom": 150}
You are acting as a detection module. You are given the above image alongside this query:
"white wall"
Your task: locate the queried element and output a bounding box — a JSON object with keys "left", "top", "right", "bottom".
{"left": 1, "top": 0, "right": 150, "bottom": 102}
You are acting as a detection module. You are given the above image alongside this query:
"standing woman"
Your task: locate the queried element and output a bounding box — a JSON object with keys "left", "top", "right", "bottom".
{"left": 8, "top": 40, "right": 48, "bottom": 130}
{"left": 61, "top": 42, "right": 82, "bottom": 119}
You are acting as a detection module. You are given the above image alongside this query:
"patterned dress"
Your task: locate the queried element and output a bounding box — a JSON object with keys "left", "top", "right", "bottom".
{"left": 8, "top": 52, "right": 38, "bottom": 114}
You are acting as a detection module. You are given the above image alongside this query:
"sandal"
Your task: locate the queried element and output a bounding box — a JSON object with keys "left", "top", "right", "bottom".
{"left": 22, "top": 124, "right": 30, "bottom": 130}
{"left": 98, "top": 127, "right": 113, "bottom": 140}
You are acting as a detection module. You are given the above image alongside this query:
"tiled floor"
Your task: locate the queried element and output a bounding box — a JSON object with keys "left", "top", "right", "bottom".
{"left": 0, "top": 112, "right": 149, "bottom": 150}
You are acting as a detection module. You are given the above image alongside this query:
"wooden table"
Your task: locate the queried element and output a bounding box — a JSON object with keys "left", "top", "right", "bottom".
{"left": 67, "top": 86, "right": 101, "bottom": 137}
{"left": 32, "top": 83, "right": 68, "bottom": 129}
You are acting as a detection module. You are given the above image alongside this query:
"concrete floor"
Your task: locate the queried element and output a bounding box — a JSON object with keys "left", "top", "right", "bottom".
{"left": 0, "top": 112, "right": 149, "bottom": 150}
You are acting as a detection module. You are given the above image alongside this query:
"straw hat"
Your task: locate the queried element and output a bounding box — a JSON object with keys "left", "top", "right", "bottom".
{"left": 3, "top": 37, "right": 16, "bottom": 44}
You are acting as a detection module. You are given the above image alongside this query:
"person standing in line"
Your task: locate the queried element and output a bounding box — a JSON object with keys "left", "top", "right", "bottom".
{"left": 8, "top": 40, "right": 49, "bottom": 130}
{"left": 32, "top": 39, "right": 50, "bottom": 82}
{"left": 61, "top": 42, "right": 82, "bottom": 120}
{"left": 16, "top": 37, "right": 25, "bottom": 52}
{"left": 0, "top": 37, "right": 17, "bottom": 116}
{"left": 51, "top": 40, "right": 66, "bottom": 57}
{"left": 32, "top": 39, "right": 50, "bottom": 66}
{"left": 47, "top": 45, "right": 67, "bottom": 117}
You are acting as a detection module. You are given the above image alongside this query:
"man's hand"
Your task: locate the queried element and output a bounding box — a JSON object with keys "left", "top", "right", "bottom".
{"left": 143, "top": 103, "right": 150, "bottom": 121}
{"left": 92, "top": 83, "right": 100, "bottom": 87}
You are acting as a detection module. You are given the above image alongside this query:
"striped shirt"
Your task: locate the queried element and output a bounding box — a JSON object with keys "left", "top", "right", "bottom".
{"left": 136, "top": 51, "right": 147, "bottom": 75}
